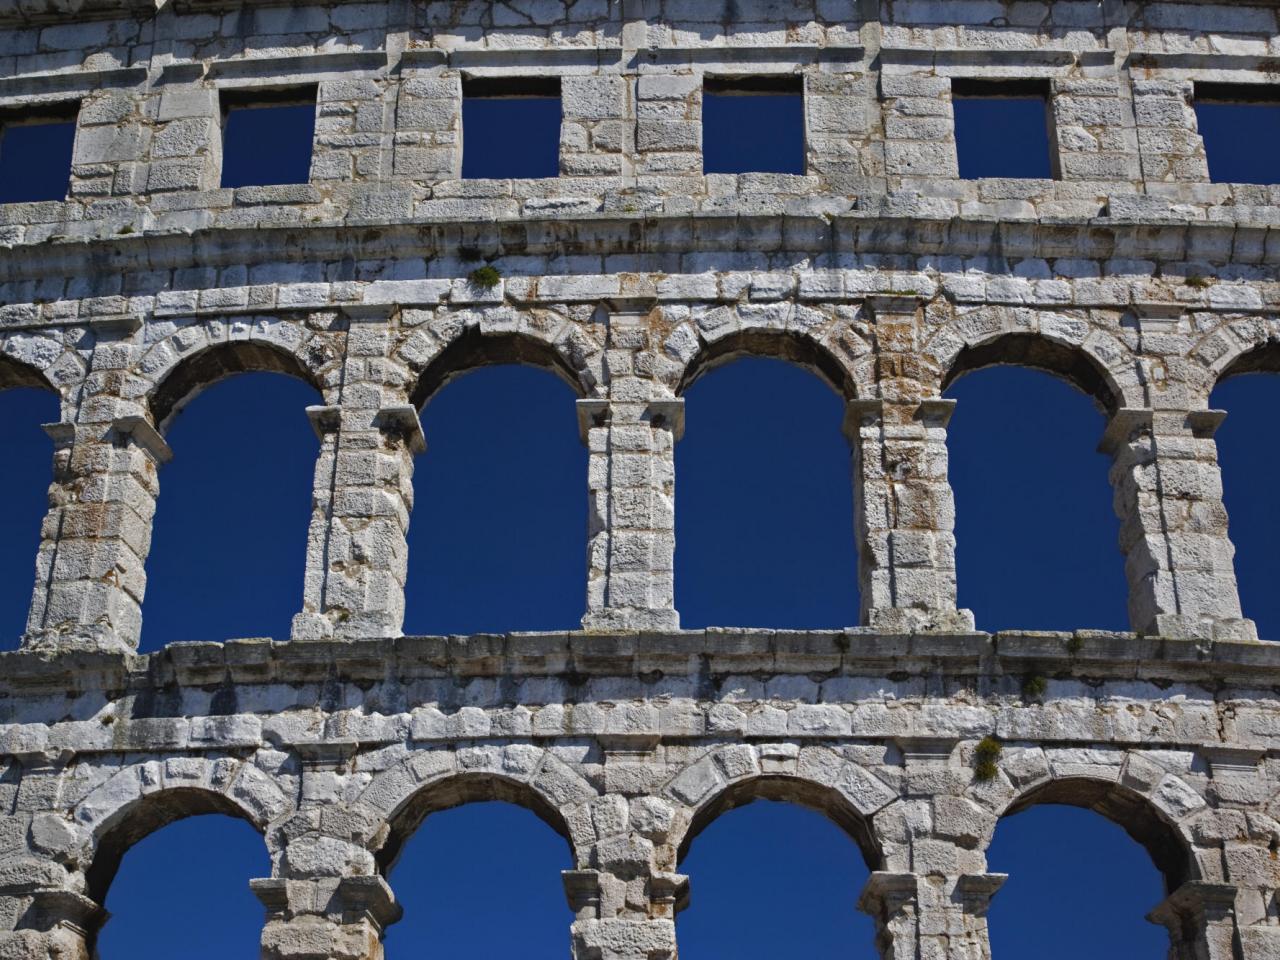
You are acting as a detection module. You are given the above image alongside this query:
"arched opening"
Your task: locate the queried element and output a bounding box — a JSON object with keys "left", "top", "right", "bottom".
{"left": 987, "top": 788, "right": 1179, "bottom": 960}
{"left": 405, "top": 363, "right": 586, "bottom": 634}
{"left": 944, "top": 341, "right": 1126, "bottom": 631}
{"left": 96, "top": 812, "right": 269, "bottom": 959}
{"left": 1211, "top": 346, "right": 1280, "bottom": 640}
{"left": 382, "top": 776, "right": 573, "bottom": 960}
{"left": 675, "top": 356, "right": 858, "bottom": 628}
{"left": 142, "top": 362, "right": 320, "bottom": 649}
{"left": 0, "top": 365, "right": 58, "bottom": 649}
{"left": 677, "top": 784, "right": 878, "bottom": 960}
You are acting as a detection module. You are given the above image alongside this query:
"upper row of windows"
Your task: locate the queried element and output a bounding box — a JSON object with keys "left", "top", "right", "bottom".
{"left": 0, "top": 77, "right": 1276, "bottom": 204}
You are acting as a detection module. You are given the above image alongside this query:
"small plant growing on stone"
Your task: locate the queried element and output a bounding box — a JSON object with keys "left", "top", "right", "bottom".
{"left": 468, "top": 265, "right": 501, "bottom": 290}
{"left": 1021, "top": 675, "right": 1047, "bottom": 701}
{"left": 973, "top": 736, "right": 1002, "bottom": 782}
{"left": 1184, "top": 274, "right": 1214, "bottom": 289}
{"left": 1066, "top": 633, "right": 1083, "bottom": 655}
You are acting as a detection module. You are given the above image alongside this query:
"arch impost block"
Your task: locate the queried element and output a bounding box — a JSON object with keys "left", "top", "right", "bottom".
{"left": 1097, "top": 407, "right": 1154, "bottom": 456}
{"left": 28, "top": 889, "right": 105, "bottom": 936}
{"left": 112, "top": 415, "right": 173, "bottom": 465}
{"left": 374, "top": 405, "right": 426, "bottom": 454}
{"left": 1147, "top": 881, "right": 1239, "bottom": 929}
{"left": 646, "top": 399, "right": 685, "bottom": 440}
{"left": 843, "top": 397, "right": 885, "bottom": 439}
{"left": 577, "top": 398, "right": 610, "bottom": 443}
{"left": 305, "top": 405, "right": 342, "bottom": 439}
{"left": 40, "top": 422, "right": 77, "bottom": 450}
{"left": 955, "top": 873, "right": 1008, "bottom": 916}
{"left": 563, "top": 869, "right": 602, "bottom": 915}
{"left": 651, "top": 872, "right": 689, "bottom": 913}
{"left": 914, "top": 398, "right": 956, "bottom": 428}
{"left": 336, "top": 875, "right": 402, "bottom": 931}
{"left": 856, "top": 871, "right": 919, "bottom": 917}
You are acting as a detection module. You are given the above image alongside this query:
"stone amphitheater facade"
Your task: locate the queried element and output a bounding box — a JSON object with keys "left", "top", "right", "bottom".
{"left": 2, "top": 1, "right": 1280, "bottom": 958}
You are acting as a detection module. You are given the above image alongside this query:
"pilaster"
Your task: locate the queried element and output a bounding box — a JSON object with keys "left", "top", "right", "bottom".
{"left": 582, "top": 300, "right": 680, "bottom": 632}
{"left": 24, "top": 325, "right": 163, "bottom": 654}
{"left": 292, "top": 310, "right": 422, "bottom": 641}
{"left": 850, "top": 296, "right": 973, "bottom": 632}
{"left": 1148, "top": 881, "right": 1240, "bottom": 960}
{"left": 1102, "top": 407, "right": 1256, "bottom": 641}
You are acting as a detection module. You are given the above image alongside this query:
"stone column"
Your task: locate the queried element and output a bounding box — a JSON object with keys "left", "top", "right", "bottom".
{"left": 1148, "top": 882, "right": 1240, "bottom": 960}
{"left": 258, "top": 742, "right": 399, "bottom": 960}
{"left": 24, "top": 324, "right": 165, "bottom": 654}
{"left": 860, "top": 871, "right": 1005, "bottom": 960}
{"left": 582, "top": 301, "right": 680, "bottom": 632}
{"left": 1102, "top": 407, "right": 1256, "bottom": 641}
{"left": 292, "top": 309, "right": 422, "bottom": 641}
{"left": 850, "top": 296, "right": 972, "bottom": 633}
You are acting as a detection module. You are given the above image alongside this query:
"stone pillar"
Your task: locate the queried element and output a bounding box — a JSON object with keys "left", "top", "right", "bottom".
{"left": 1102, "top": 407, "right": 1256, "bottom": 641}
{"left": 24, "top": 325, "right": 166, "bottom": 654}
{"left": 860, "top": 871, "right": 1005, "bottom": 960}
{"left": 1148, "top": 882, "right": 1240, "bottom": 960}
{"left": 582, "top": 301, "right": 680, "bottom": 632}
{"left": 292, "top": 310, "right": 422, "bottom": 641}
{"left": 564, "top": 864, "right": 683, "bottom": 959}
{"left": 850, "top": 297, "right": 972, "bottom": 633}
{"left": 259, "top": 742, "right": 397, "bottom": 960}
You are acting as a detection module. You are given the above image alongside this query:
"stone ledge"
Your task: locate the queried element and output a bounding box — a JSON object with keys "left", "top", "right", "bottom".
{"left": 4, "top": 206, "right": 1280, "bottom": 285}
{"left": 0, "top": 629, "right": 1276, "bottom": 695}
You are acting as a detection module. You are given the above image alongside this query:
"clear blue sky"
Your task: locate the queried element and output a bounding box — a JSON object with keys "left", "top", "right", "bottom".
{"left": 1, "top": 88, "right": 1277, "bottom": 960}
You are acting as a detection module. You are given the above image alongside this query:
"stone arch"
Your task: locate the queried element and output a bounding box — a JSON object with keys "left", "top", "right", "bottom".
{"left": 401, "top": 314, "right": 603, "bottom": 409}
{"left": 143, "top": 319, "right": 336, "bottom": 432}
{"left": 668, "top": 303, "right": 868, "bottom": 398}
{"left": 940, "top": 329, "right": 1129, "bottom": 414}
{"left": 1211, "top": 331, "right": 1280, "bottom": 386}
{"left": 985, "top": 772, "right": 1198, "bottom": 893}
{"left": 0, "top": 348, "right": 59, "bottom": 393}
{"left": 72, "top": 756, "right": 288, "bottom": 904}
{"left": 665, "top": 746, "right": 893, "bottom": 872}
{"left": 355, "top": 747, "right": 596, "bottom": 872}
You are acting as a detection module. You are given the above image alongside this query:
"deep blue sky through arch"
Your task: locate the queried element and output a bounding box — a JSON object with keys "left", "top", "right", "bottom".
{"left": 675, "top": 356, "right": 859, "bottom": 629}
{"left": 142, "top": 371, "right": 320, "bottom": 649}
{"left": 945, "top": 365, "right": 1129, "bottom": 632}
{"left": 405, "top": 363, "right": 586, "bottom": 635}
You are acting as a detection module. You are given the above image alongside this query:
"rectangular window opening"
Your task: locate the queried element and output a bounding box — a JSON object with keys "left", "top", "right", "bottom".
{"left": 1194, "top": 82, "right": 1280, "bottom": 185}
{"left": 461, "top": 76, "right": 562, "bottom": 180}
{"left": 219, "top": 86, "right": 317, "bottom": 189}
{"left": 702, "top": 75, "right": 805, "bottom": 176}
{"left": 0, "top": 102, "right": 78, "bottom": 205}
{"left": 952, "top": 78, "right": 1055, "bottom": 180}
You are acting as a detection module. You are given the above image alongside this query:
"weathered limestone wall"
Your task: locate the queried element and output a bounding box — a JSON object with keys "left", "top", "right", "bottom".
{"left": 2, "top": 1, "right": 1280, "bottom": 958}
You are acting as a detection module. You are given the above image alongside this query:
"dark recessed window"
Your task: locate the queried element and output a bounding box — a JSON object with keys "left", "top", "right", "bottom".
{"left": 219, "top": 87, "right": 317, "bottom": 188}
{"left": 702, "top": 75, "right": 805, "bottom": 175}
{"left": 462, "top": 77, "right": 561, "bottom": 180}
{"left": 0, "top": 105, "right": 77, "bottom": 204}
{"left": 1194, "top": 83, "right": 1280, "bottom": 185}
{"left": 952, "top": 78, "right": 1054, "bottom": 180}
